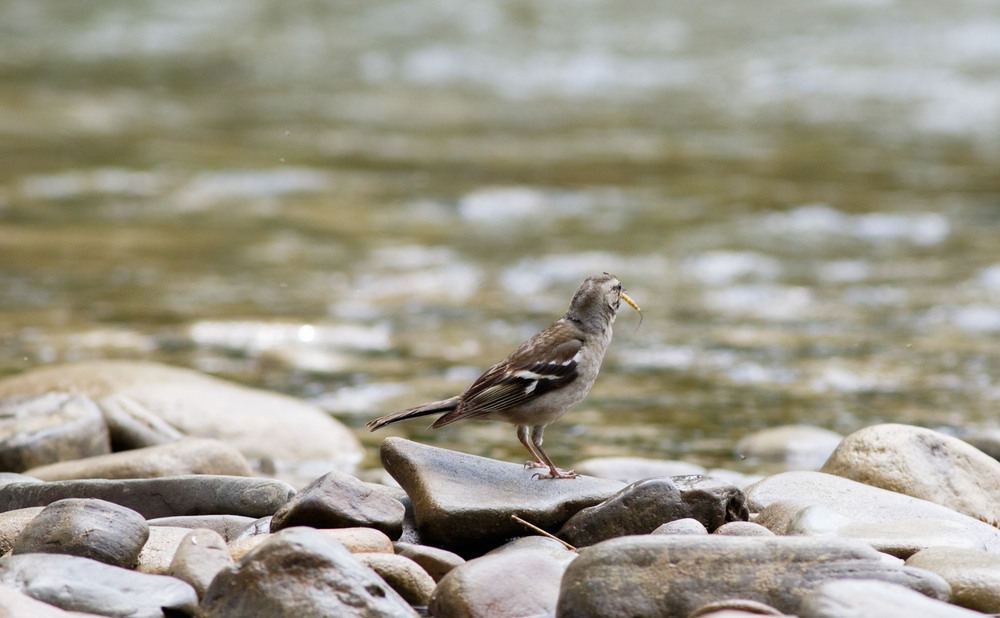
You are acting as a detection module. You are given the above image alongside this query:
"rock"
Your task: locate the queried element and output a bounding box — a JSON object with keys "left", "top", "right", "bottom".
{"left": 652, "top": 518, "right": 709, "bottom": 535}
{"left": 800, "top": 578, "right": 981, "bottom": 618}
{"left": 356, "top": 553, "right": 436, "bottom": 606}
{"left": 12, "top": 498, "right": 148, "bottom": 569}
{"left": 688, "top": 599, "right": 788, "bottom": 617}
{"left": 0, "top": 553, "right": 197, "bottom": 618}
{"left": 393, "top": 541, "right": 466, "bottom": 582}
{"left": 571, "top": 456, "right": 706, "bottom": 483}
{"left": 24, "top": 438, "right": 253, "bottom": 481}
{"left": 430, "top": 547, "right": 567, "bottom": 618}
{"left": 169, "top": 528, "right": 234, "bottom": 599}
{"left": 380, "top": 437, "right": 625, "bottom": 556}
{"left": 98, "top": 392, "right": 184, "bottom": 450}
{"left": 0, "top": 393, "right": 110, "bottom": 472}
{"left": 0, "top": 507, "right": 43, "bottom": 554}
{"left": 714, "top": 521, "right": 775, "bottom": 537}
{"left": 0, "top": 583, "right": 100, "bottom": 617}
{"left": 146, "top": 514, "right": 257, "bottom": 542}
{"left": 0, "top": 361, "right": 364, "bottom": 480}
{"left": 201, "top": 527, "right": 417, "bottom": 617}
{"left": 270, "top": 470, "right": 405, "bottom": 539}
{"left": 746, "top": 471, "right": 1000, "bottom": 551}
{"left": 0, "top": 474, "right": 295, "bottom": 518}
{"left": 136, "top": 526, "right": 192, "bottom": 574}
{"left": 906, "top": 546, "right": 1000, "bottom": 613}
{"left": 736, "top": 425, "right": 843, "bottom": 470}
{"left": 485, "top": 535, "right": 578, "bottom": 568}
{"left": 558, "top": 476, "right": 747, "bottom": 547}
{"left": 820, "top": 423, "right": 1000, "bottom": 525}
{"left": 230, "top": 515, "right": 272, "bottom": 542}
{"left": 228, "top": 526, "right": 395, "bottom": 560}
{"left": 555, "top": 535, "right": 950, "bottom": 618}
{"left": 785, "top": 504, "right": 985, "bottom": 558}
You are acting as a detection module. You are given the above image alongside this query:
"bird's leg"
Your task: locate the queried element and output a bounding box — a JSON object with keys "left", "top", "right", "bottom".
{"left": 529, "top": 425, "right": 578, "bottom": 479}
{"left": 517, "top": 425, "right": 547, "bottom": 469}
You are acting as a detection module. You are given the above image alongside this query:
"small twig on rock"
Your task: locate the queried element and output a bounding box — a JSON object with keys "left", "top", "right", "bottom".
{"left": 511, "top": 514, "right": 578, "bottom": 552}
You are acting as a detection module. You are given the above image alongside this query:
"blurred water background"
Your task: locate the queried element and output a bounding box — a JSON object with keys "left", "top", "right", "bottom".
{"left": 1, "top": 1, "right": 999, "bottom": 471}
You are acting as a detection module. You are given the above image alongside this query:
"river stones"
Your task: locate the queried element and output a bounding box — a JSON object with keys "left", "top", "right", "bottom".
{"left": 270, "top": 469, "right": 405, "bottom": 539}
{"left": 0, "top": 553, "right": 197, "bottom": 618}
{"left": 430, "top": 546, "right": 569, "bottom": 618}
{"left": 0, "top": 506, "right": 44, "bottom": 554}
{"left": 0, "top": 392, "right": 110, "bottom": 472}
{"left": 146, "top": 514, "right": 258, "bottom": 542}
{"left": 0, "top": 474, "right": 295, "bottom": 518}
{"left": 820, "top": 423, "right": 1000, "bottom": 524}
{"left": 12, "top": 498, "right": 149, "bottom": 568}
{"left": 393, "top": 541, "right": 466, "bottom": 582}
{"left": 800, "top": 579, "right": 983, "bottom": 618}
{"left": 23, "top": 437, "right": 253, "bottom": 481}
{"left": 905, "top": 546, "right": 1000, "bottom": 613}
{"left": 555, "top": 535, "right": 950, "bottom": 618}
{"left": 169, "top": 528, "right": 234, "bottom": 599}
{"left": 558, "top": 476, "right": 748, "bottom": 547}
{"left": 380, "top": 437, "right": 625, "bottom": 555}
{"left": 356, "top": 552, "right": 437, "bottom": 606}
{"left": 200, "top": 526, "right": 417, "bottom": 617}
{"left": 0, "top": 360, "right": 364, "bottom": 480}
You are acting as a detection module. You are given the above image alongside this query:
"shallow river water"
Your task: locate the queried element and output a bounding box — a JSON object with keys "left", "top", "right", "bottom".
{"left": 2, "top": 1, "right": 999, "bottom": 472}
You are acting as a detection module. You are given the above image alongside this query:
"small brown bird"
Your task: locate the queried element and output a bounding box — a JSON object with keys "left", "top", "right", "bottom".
{"left": 367, "top": 273, "right": 640, "bottom": 479}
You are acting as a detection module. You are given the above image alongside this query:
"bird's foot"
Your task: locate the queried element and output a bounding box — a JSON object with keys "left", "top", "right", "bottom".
{"left": 532, "top": 467, "right": 578, "bottom": 480}
{"left": 523, "top": 460, "right": 547, "bottom": 470}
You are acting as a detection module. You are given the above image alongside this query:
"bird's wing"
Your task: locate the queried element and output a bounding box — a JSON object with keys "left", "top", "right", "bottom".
{"left": 430, "top": 320, "right": 584, "bottom": 427}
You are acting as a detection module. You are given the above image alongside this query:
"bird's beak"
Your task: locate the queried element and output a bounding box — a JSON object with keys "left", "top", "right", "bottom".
{"left": 621, "top": 291, "right": 640, "bottom": 312}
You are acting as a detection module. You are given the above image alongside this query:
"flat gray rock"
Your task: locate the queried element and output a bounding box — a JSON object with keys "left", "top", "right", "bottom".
{"left": 200, "top": 526, "right": 417, "bottom": 617}
{"left": 0, "top": 393, "right": 110, "bottom": 472}
{"left": 746, "top": 471, "right": 1000, "bottom": 552}
{"left": 270, "top": 470, "right": 405, "bottom": 539}
{"left": 12, "top": 498, "right": 148, "bottom": 568}
{"left": 0, "top": 475, "right": 294, "bottom": 518}
{"left": 801, "top": 579, "right": 981, "bottom": 618}
{"left": 0, "top": 553, "right": 197, "bottom": 618}
{"left": 556, "top": 535, "right": 950, "bottom": 618}
{"left": 380, "top": 437, "right": 625, "bottom": 555}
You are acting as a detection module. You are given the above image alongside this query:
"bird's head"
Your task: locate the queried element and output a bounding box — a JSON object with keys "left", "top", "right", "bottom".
{"left": 567, "top": 273, "right": 641, "bottom": 328}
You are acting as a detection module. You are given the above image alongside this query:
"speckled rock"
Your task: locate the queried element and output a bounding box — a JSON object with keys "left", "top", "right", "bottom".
{"left": 201, "top": 527, "right": 417, "bottom": 618}
{"left": 380, "top": 437, "right": 624, "bottom": 556}
{"left": 356, "top": 552, "right": 436, "bottom": 606}
{"left": 12, "top": 498, "right": 148, "bottom": 569}
{"left": 800, "top": 578, "right": 980, "bottom": 618}
{"left": 393, "top": 541, "right": 466, "bottom": 582}
{"left": 0, "top": 507, "right": 43, "bottom": 554}
{"left": 820, "top": 423, "right": 1000, "bottom": 525}
{"left": 0, "top": 474, "right": 294, "bottom": 518}
{"left": 430, "top": 547, "right": 568, "bottom": 618}
{"left": 0, "top": 553, "right": 197, "bottom": 618}
{"left": 24, "top": 438, "right": 253, "bottom": 481}
{"left": 270, "top": 470, "right": 404, "bottom": 539}
{"left": 906, "top": 546, "right": 1000, "bottom": 613}
{"left": 169, "top": 528, "right": 234, "bottom": 599}
{"left": 135, "top": 526, "right": 192, "bottom": 574}
{"left": 555, "top": 535, "right": 950, "bottom": 618}
{"left": 0, "top": 393, "right": 110, "bottom": 472}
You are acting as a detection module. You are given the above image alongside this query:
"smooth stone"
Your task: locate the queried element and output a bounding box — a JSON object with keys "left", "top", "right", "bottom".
{"left": 714, "top": 521, "right": 776, "bottom": 537}
{"left": 98, "top": 392, "right": 184, "bottom": 450}
{"left": 906, "top": 546, "right": 1000, "bottom": 613}
{"left": 558, "top": 476, "right": 748, "bottom": 547}
{"left": 652, "top": 517, "right": 709, "bottom": 535}
{"left": 380, "top": 437, "right": 625, "bottom": 556}
{"left": 821, "top": 423, "right": 1000, "bottom": 525}
{"left": 786, "top": 504, "right": 985, "bottom": 558}
{"left": 736, "top": 425, "right": 843, "bottom": 470}
{"left": 689, "top": 599, "right": 788, "bottom": 617}
{"left": 230, "top": 515, "right": 272, "bottom": 542}
{"left": 0, "top": 583, "right": 104, "bottom": 617}
{"left": 135, "top": 526, "right": 192, "bottom": 574}
{"left": 0, "top": 361, "right": 364, "bottom": 480}
{"left": 0, "top": 474, "right": 295, "bottom": 518}
{"left": 146, "top": 514, "right": 257, "bottom": 542}
{"left": 0, "top": 507, "right": 43, "bottom": 554}
{"left": 228, "top": 526, "right": 395, "bottom": 560}
{"left": 0, "top": 393, "right": 110, "bottom": 472}
{"left": 356, "top": 552, "right": 437, "bottom": 606}
{"left": 430, "top": 548, "right": 567, "bottom": 618}
{"left": 12, "top": 498, "right": 148, "bottom": 569}
{"left": 555, "top": 535, "right": 950, "bottom": 618}
{"left": 24, "top": 438, "right": 253, "bottom": 481}
{"left": 571, "top": 456, "right": 706, "bottom": 483}
{"left": 201, "top": 527, "right": 417, "bottom": 617}
{"left": 393, "top": 541, "right": 467, "bottom": 582}
{"left": 746, "top": 471, "right": 1000, "bottom": 551}
{"left": 800, "top": 578, "right": 982, "bottom": 618}
{"left": 486, "top": 535, "right": 578, "bottom": 567}
{"left": 169, "top": 528, "right": 233, "bottom": 599}
{"left": 0, "top": 553, "right": 197, "bottom": 618}
{"left": 270, "top": 470, "right": 405, "bottom": 539}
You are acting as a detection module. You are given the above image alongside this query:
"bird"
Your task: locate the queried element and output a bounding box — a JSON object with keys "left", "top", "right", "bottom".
{"left": 366, "top": 272, "right": 640, "bottom": 479}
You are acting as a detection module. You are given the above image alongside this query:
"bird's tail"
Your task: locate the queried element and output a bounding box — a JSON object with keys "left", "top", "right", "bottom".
{"left": 365, "top": 396, "right": 461, "bottom": 431}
